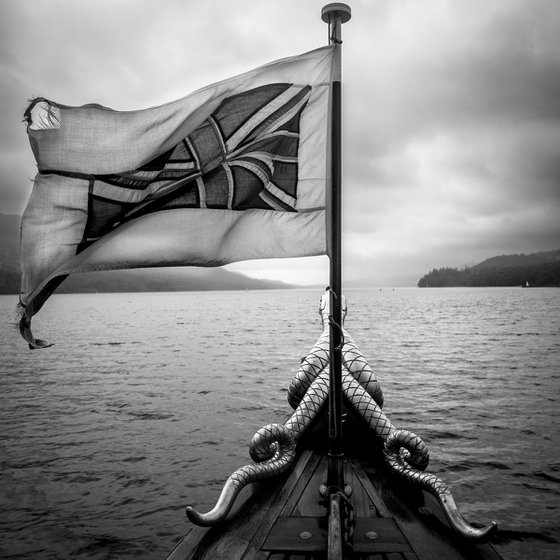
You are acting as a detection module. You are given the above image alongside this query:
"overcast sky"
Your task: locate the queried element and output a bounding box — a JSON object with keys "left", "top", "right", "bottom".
{"left": 1, "top": 0, "right": 559, "bottom": 286}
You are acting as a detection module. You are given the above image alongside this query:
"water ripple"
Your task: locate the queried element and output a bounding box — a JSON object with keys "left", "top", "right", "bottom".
{"left": 1, "top": 288, "right": 559, "bottom": 560}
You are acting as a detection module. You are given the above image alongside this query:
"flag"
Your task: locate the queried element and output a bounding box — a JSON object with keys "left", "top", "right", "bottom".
{"left": 19, "top": 46, "right": 334, "bottom": 348}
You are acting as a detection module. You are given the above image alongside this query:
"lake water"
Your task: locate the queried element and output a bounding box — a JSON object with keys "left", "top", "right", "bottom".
{"left": 1, "top": 287, "right": 559, "bottom": 560}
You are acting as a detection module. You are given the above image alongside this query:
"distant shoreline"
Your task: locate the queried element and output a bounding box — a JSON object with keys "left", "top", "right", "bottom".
{"left": 417, "top": 249, "right": 560, "bottom": 288}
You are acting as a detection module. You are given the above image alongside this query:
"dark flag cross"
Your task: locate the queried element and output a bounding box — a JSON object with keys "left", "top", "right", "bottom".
{"left": 77, "top": 84, "right": 312, "bottom": 250}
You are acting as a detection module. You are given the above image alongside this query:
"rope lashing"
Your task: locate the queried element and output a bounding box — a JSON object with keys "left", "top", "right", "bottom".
{"left": 328, "top": 314, "right": 345, "bottom": 351}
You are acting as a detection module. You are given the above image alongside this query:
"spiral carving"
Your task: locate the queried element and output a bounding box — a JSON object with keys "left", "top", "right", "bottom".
{"left": 186, "top": 291, "right": 498, "bottom": 541}
{"left": 186, "top": 424, "right": 296, "bottom": 526}
{"left": 384, "top": 430, "right": 497, "bottom": 540}
{"left": 186, "top": 374, "right": 330, "bottom": 526}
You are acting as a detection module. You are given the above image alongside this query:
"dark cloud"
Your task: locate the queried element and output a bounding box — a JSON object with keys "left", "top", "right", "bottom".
{"left": 337, "top": 0, "right": 560, "bottom": 284}
{"left": 1, "top": 0, "right": 559, "bottom": 285}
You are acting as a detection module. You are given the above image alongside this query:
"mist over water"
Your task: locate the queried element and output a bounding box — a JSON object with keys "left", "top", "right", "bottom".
{"left": 1, "top": 288, "right": 559, "bottom": 560}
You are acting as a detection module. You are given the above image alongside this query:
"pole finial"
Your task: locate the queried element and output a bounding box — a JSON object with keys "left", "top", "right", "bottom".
{"left": 321, "top": 3, "right": 351, "bottom": 44}
{"left": 321, "top": 3, "right": 352, "bottom": 24}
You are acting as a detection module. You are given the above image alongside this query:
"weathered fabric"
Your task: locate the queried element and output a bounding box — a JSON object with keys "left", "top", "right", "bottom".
{"left": 19, "top": 46, "right": 334, "bottom": 347}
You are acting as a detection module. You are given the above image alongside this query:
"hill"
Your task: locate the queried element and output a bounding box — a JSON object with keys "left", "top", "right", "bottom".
{"left": 0, "top": 214, "right": 21, "bottom": 293}
{"left": 418, "top": 250, "right": 560, "bottom": 287}
{"left": 0, "top": 213, "right": 293, "bottom": 294}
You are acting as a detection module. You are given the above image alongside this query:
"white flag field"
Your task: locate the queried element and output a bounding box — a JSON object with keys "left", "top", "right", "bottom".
{"left": 19, "top": 46, "right": 335, "bottom": 348}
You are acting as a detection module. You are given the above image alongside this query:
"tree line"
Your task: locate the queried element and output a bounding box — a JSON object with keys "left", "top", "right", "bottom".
{"left": 417, "top": 262, "right": 560, "bottom": 287}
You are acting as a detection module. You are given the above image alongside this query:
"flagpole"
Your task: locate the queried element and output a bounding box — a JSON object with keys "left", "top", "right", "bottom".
{"left": 321, "top": 3, "right": 351, "bottom": 494}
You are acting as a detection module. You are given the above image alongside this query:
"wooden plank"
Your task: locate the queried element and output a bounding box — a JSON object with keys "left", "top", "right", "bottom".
{"left": 353, "top": 518, "right": 411, "bottom": 554}
{"left": 328, "top": 494, "right": 343, "bottom": 559}
{"left": 280, "top": 452, "right": 325, "bottom": 517}
{"left": 343, "top": 458, "right": 371, "bottom": 518}
{"left": 262, "top": 517, "right": 411, "bottom": 555}
{"left": 241, "top": 449, "right": 322, "bottom": 560}
{"left": 165, "top": 526, "right": 208, "bottom": 560}
{"left": 262, "top": 517, "right": 327, "bottom": 552}
{"left": 361, "top": 553, "right": 414, "bottom": 560}
{"left": 347, "top": 458, "right": 392, "bottom": 518}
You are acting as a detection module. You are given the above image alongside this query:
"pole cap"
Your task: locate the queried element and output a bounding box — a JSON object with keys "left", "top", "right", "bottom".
{"left": 321, "top": 3, "right": 352, "bottom": 24}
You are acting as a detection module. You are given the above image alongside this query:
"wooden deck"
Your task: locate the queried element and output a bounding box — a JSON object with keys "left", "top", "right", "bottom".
{"left": 165, "top": 443, "right": 503, "bottom": 560}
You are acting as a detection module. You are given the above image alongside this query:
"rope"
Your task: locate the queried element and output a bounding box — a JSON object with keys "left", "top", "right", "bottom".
{"left": 328, "top": 314, "right": 345, "bottom": 351}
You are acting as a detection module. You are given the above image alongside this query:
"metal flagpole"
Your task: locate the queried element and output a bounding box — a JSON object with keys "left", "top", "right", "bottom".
{"left": 321, "top": 5, "right": 351, "bottom": 557}
{"left": 322, "top": 3, "right": 351, "bottom": 492}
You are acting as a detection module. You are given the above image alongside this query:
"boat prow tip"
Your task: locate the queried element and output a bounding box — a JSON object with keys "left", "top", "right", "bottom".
{"left": 477, "top": 520, "right": 499, "bottom": 542}
{"left": 462, "top": 520, "right": 498, "bottom": 542}
{"left": 439, "top": 493, "right": 499, "bottom": 541}
{"left": 185, "top": 505, "right": 221, "bottom": 527}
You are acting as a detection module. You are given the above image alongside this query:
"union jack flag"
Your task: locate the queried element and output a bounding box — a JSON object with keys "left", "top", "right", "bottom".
{"left": 82, "top": 83, "right": 312, "bottom": 248}
{"left": 20, "top": 45, "right": 333, "bottom": 348}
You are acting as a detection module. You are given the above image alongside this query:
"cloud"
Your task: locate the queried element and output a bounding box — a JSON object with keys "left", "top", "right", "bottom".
{"left": 337, "top": 0, "right": 560, "bottom": 282}
{"left": 1, "top": 0, "right": 559, "bottom": 286}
